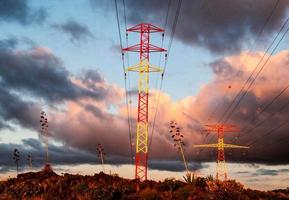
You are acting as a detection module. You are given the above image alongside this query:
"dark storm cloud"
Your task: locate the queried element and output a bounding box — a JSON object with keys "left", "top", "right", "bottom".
{"left": 0, "top": 37, "right": 38, "bottom": 52}
{"left": 0, "top": 138, "right": 98, "bottom": 173}
{"left": 236, "top": 171, "right": 250, "bottom": 175}
{"left": 210, "top": 59, "right": 239, "bottom": 78}
{"left": 53, "top": 20, "right": 94, "bottom": 44}
{"left": 189, "top": 52, "right": 289, "bottom": 165}
{"left": 254, "top": 169, "right": 278, "bottom": 176}
{"left": 193, "top": 90, "right": 289, "bottom": 165}
{"left": 0, "top": 49, "right": 107, "bottom": 102}
{"left": 149, "top": 160, "right": 204, "bottom": 172}
{"left": 84, "top": 104, "right": 112, "bottom": 120}
{"left": 82, "top": 69, "right": 104, "bottom": 85}
{"left": 0, "top": 85, "right": 40, "bottom": 129}
{"left": 0, "top": 138, "right": 206, "bottom": 173}
{"left": 0, "top": 38, "right": 18, "bottom": 51}
{"left": 0, "top": 0, "right": 46, "bottom": 25}
{"left": 37, "top": 49, "right": 289, "bottom": 168}
{"left": 250, "top": 168, "right": 289, "bottom": 176}
{"left": 97, "top": 0, "right": 289, "bottom": 53}
{"left": 0, "top": 46, "right": 114, "bottom": 135}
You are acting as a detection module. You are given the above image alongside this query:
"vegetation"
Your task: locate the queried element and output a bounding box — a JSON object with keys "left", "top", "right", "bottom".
{"left": 183, "top": 172, "right": 195, "bottom": 184}
{"left": 0, "top": 169, "right": 288, "bottom": 200}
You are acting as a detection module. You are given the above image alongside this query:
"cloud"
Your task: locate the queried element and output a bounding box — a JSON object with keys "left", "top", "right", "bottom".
{"left": 254, "top": 169, "right": 279, "bottom": 176}
{"left": 0, "top": 38, "right": 18, "bottom": 50}
{"left": 0, "top": 85, "right": 40, "bottom": 129}
{"left": 0, "top": 138, "right": 204, "bottom": 173}
{"left": 251, "top": 168, "right": 289, "bottom": 176}
{"left": 0, "top": 138, "right": 98, "bottom": 173}
{"left": 0, "top": 45, "right": 122, "bottom": 134}
{"left": 42, "top": 47, "right": 289, "bottom": 166}
{"left": 0, "top": 0, "right": 46, "bottom": 25}
{"left": 0, "top": 37, "right": 37, "bottom": 51}
{"left": 96, "top": 0, "right": 289, "bottom": 53}
{"left": 149, "top": 160, "right": 204, "bottom": 172}
{"left": 185, "top": 50, "right": 289, "bottom": 165}
{"left": 1, "top": 42, "right": 289, "bottom": 172}
{"left": 53, "top": 20, "right": 94, "bottom": 44}
{"left": 0, "top": 47, "right": 110, "bottom": 103}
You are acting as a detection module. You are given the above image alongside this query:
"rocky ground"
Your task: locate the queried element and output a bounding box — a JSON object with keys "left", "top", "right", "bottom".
{"left": 0, "top": 168, "right": 288, "bottom": 200}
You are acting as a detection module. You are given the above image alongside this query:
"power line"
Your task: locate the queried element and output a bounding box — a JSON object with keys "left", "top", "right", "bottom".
{"left": 123, "top": 0, "right": 130, "bottom": 66}
{"left": 221, "top": 16, "right": 289, "bottom": 124}
{"left": 114, "top": 0, "right": 133, "bottom": 163}
{"left": 239, "top": 84, "right": 289, "bottom": 134}
{"left": 239, "top": 93, "right": 289, "bottom": 141}
{"left": 206, "top": 20, "right": 289, "bottom": 145}
{"left": 267, "top": 132, "right": 289, "bottom": 146}
{"left": 122, "top": 0, "right": 134, "bottom": 152}
{"left": 204, "top": 1, "right": 282, "bottom": 146}
{"left": 221, "top": 18, "right": 289, "bottom": 149}
{"left": 207, "top": 86, "right": 232, "bottom": 123}
{"left": 148, "top": 0, "right": 171, "bottom": 151}
{"left": 163, "top": 0, "right": 183, "bottom": 74}
{"left": 122, "top": 0, "right": 128, "bottom": 31}
{"left": 223, "top": 22, "right": 289, "bottom": 144}
{"left": 148, "top": 0, "right": 183, "bottom": 152}
{"left": 247, "top": 117, "right": 289, "bottom": 147}
{"left": 255, "top": 0, "right": 280, "bottom": 40}
{"left": 216, "top": 2, "right": 284, "bottom": 124}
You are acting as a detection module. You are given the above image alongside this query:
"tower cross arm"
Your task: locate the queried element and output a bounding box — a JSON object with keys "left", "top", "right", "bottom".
{"left": 223, "top": 143, "right": 249, "bottom": 149}
{"left": 122, "top": 44, "right": 166, "bottom": 53}
{"left": 126, "top": 60, "right": 162, "bottom": 73}
{"left": 193, "top": 143, "right": 249, "bottom": 149}
{"left": 204, "top": 124, "right": 239, "bottom": 133}
{"left": 126, "top": 23, "right": 165, "bottom": 33}
{"left": 193, "top": 144, "right": 219, "bottom": 148}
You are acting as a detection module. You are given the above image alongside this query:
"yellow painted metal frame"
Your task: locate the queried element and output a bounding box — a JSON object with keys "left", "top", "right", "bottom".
{"left": 127, "top": 58, "right": 162, "bottom": 155}
{"left": 194, "top": 138, "right": 249, "bottom": 180}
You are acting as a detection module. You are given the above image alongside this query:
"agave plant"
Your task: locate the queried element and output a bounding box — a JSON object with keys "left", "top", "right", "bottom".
{"left": 206, "top": 174, "right": 214, "bottom": 181}
{"left": 183, "top": 172, "right": 196, "bottom": 185}
{"left": 13, "top": 148, "right": 20, "bottom": 176}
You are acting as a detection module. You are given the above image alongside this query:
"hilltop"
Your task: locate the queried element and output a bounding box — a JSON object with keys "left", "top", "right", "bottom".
{"left": 0, "top": 168, "right": 288, "bottom": 200}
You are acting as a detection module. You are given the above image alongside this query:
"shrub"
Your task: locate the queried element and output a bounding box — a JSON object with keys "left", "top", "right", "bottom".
{"left": 139, "top": 187, "right": 161, "bottom": 200}
{"left": 206, "top": 174, "right": 214, "bottom": 182}
{"left": 183, "top": 172, "right": 196, "bottom": 186}
{"left": 195, "top": 177, "right": 207, "bottom": 188}
{"left": 174, "top": 185, "right": 195, "bottom": 200}
{"left": 73, "top": 182, "right": 88, "bottom": 193}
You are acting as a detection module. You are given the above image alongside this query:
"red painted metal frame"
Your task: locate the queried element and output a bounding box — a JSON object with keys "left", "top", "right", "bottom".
{"left": 123, "top": 23, "right": 165, "bottom": 181}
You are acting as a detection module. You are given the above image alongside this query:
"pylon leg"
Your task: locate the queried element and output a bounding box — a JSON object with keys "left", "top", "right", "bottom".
{"left": 135, "top": 152, "right": 147, "bottom": 180}
{"left": 216, "top": 160, "right": 227, "bottom": 180}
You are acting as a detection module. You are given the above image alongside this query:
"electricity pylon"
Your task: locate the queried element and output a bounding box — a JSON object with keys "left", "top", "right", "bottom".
{"left": 169, "top": 121, "right": 189, "bottom": 173}
{"left": 193, "top": 124, "right": 249, "bottom": 180}
{"left": 122, "top": 23, "right": 166, "bottom": 181}
{"left": 97, "top": 143, "right": 105, "bottom": 172}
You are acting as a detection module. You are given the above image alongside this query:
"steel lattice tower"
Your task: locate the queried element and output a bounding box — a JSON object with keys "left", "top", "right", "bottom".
{"left": 123, "top": 23, "right": 166, "bottom": 181}
{"left": 194, "top": 124, "right": 249, "bottom": 180}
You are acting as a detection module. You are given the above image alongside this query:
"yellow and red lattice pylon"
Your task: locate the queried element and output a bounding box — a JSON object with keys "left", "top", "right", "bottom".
{"left": 123, "top": 23, "right": 166, "bottom": 181}
{"left": 194, "top": 124, "right": 249, "bottom": 180}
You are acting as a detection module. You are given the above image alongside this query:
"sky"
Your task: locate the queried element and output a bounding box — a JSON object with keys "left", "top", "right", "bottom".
{"left": 0, "top": 0, "right": 289, "bottom": 191}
